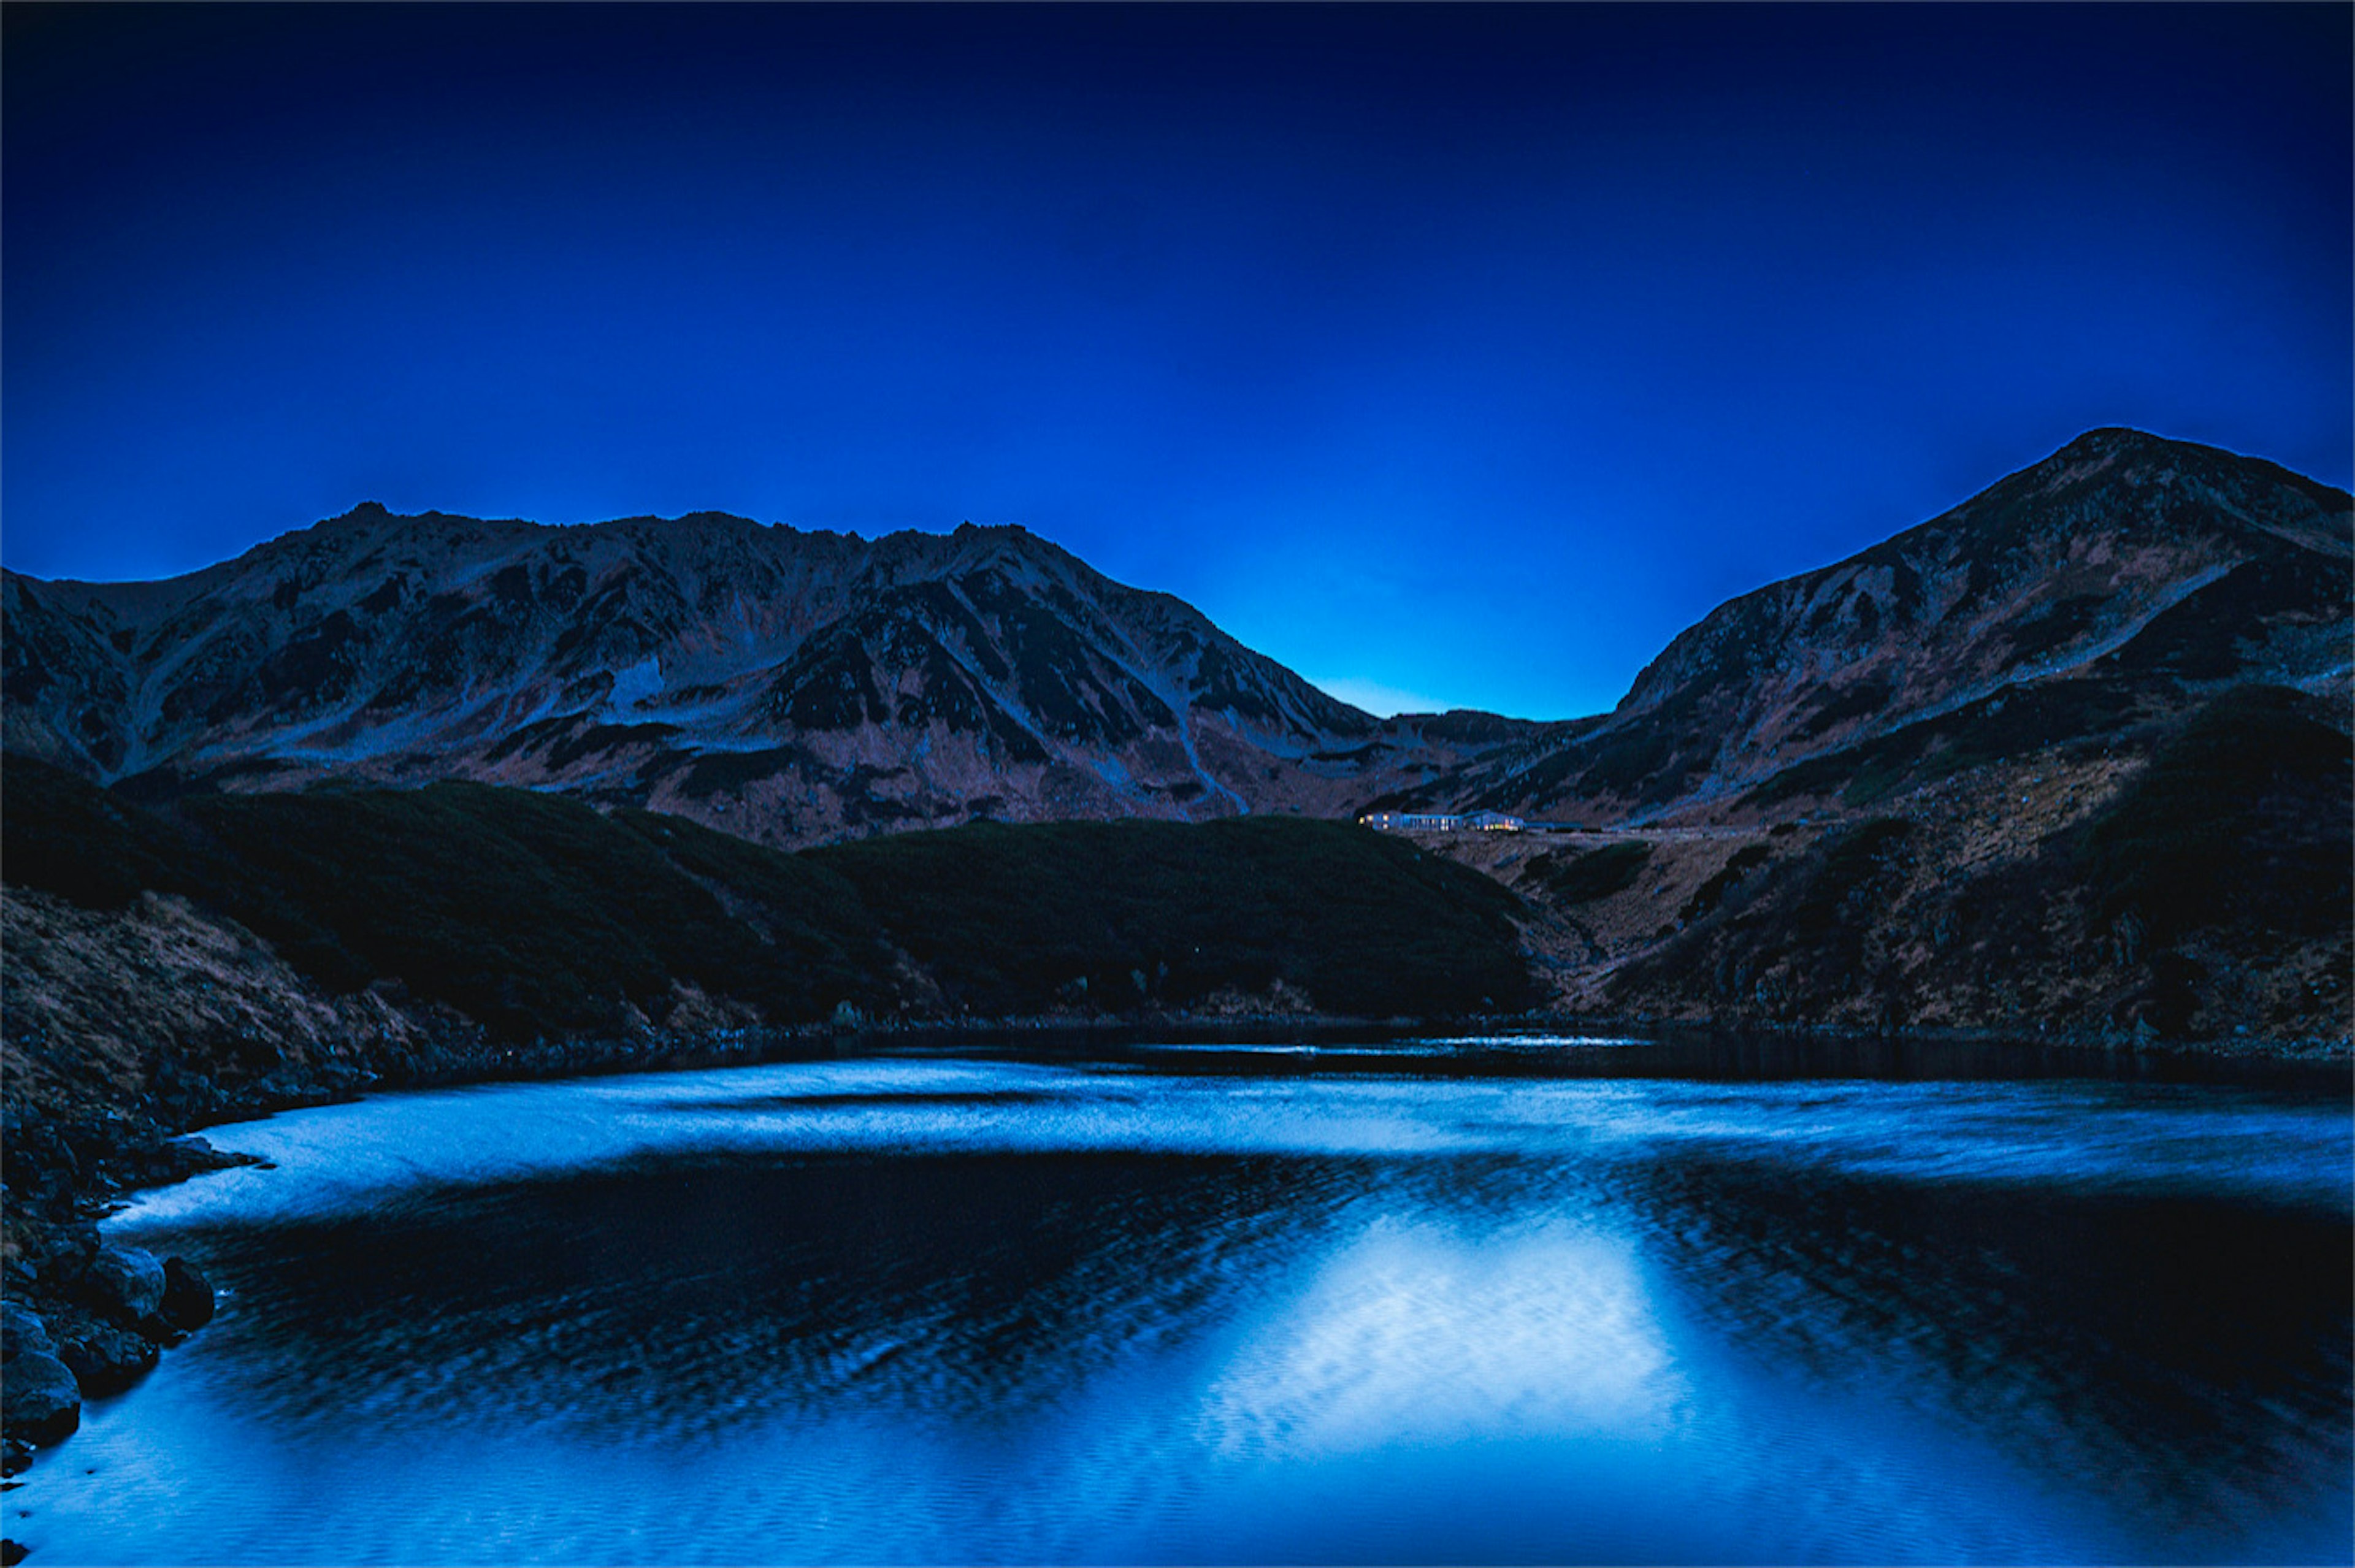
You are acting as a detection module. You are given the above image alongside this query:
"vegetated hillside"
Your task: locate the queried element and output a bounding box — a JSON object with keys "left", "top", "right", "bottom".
{"left": 2, "top": 510, "right": 1534, "bottom": 846}
{"left": 0, "top": 755, "right": 1535, "bottom": 1047}
{"left": 1422, "top": 681, "right": 2349, "bottom": 1047}
{"left": 808, "top": 817, "right": 1533, "bottom": 1020}
{"left": 1601, "top": 684, "right": 2350, "bottom": 1041}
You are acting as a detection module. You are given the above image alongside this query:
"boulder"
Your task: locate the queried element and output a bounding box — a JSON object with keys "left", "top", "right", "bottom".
{"left": 58, "top": 1326, "right": 158, "bottom": 1396}
{"left": 0, "top": 1303, "right": 54, "bottom": 1361}
{"left": 82, "top": 1245, "right": 164, "bottom": 1326}
{"left": 159, "top": 1256, "right": 215, "bottom": 1331}
{"left": 1, "top": 1348, "right": 81, "bottom": 1445}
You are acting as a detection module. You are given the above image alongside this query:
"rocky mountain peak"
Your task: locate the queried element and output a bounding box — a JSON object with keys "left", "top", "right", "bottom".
{"left": 1, "top": 506, "right": 1469, "bottom": 846}
{"left": 1373, "top": 430, "right": 2349, "bottom": 825}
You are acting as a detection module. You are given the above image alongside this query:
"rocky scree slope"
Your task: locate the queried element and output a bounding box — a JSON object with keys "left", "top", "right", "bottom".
{"left": 4, "top": 514, "right": 1529, "bottom": 845}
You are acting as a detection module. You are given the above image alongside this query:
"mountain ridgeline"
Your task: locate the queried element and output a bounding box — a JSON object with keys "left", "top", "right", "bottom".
{"left": 2, "top": 511, "right": 1518, "bottom": 844}
{"left": 3, "top": 427, "right": 2350, "bottom": 1047}
{"left": 1366, "top": 427, "right": 2350, "bottom": 824}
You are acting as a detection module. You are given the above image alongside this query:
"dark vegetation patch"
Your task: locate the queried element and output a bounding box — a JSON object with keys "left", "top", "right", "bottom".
{"left": 1610, "top": 819, "right": 1916, "bottom": 1022}
{"left": 1745, "top": 678, "right": 2150, "bottom": 808}
{"left": 808, "top": 817, "right": 1536, "bottom": 1019}
{"left": 1788, "top": 821, "right": 1912, "bottom": 935}
{"left": 2002, "top": 593, "right": 2108, "bottom": 665}
{"left": 667, "top": 746, "right": 808, "bottom": 801}
{"left": 1558, "top": 688, "right": 1723, "bottom": 807}
{"left": 2, "top": 757, "right": 889, "bottom": 1038}
{"left": 1193, "top": 642, "right": 1287, "bottom": 730}
{"left": 540, "top": 565, "right": 588, "bottom": 613}
{"left": 1522, "top": 840, "right": 1652, "bottom": 904}
{"left": 4, "top": 754, "right": 234, "bottom": 909}
{"left": 2100, "top": 556, "right": 2351, "bottom": 681}
{"left": 483, "top": 715, "right": 579, "bottom": 763}
{"left": 2077, "top": 685, "right": 2351, "bottom": 950}
{"left": 176, "top": 785, "right": 892, "bottom": 1037}
{"left": 1677, "top": 844, "right": 1774, "bottom": 925}
{"left": 549, "top": 569, "right": 639, "bottom": 663}
{"left": 242, "top": 610, "right": 366, "bottom": 716}
{"left": 1412, "top": 711, "right": 1555, "bottom": 747}
{"left": 1354, "top": 780, "right": 1449, "bottom": 816}
{"left": 4, "top": 759, "right": 1536, "bottom": 1036}
{"left": 1613, "top": 684, "right": 2353, "bottom": 1039}
{"left": 835, "top": 765, "right": 921, "bottom": 828}
{"left": 487, "top": 716, "right": 683, "bottom": 771}
{"left": 767, "top": 627, "right": 890, "bottom": 731}
{"left": 110, "top": 757, "right": 296, "bottom": 803}
{"left": 366, "top": 591, "right": 492, "bottom": 711}
{"left": 489, "top": 564, "right": 534, "bottom": 608}
{"left": 1792, "top": 673, "right": 1895, "bottom": 741}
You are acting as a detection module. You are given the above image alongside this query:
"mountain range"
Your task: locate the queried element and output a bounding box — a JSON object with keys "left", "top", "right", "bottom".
{"left": 4, "top": 507, "right": 1509, "bottom": 844}
{"left": 4, "top": 426, "right": 2349, "bottom": 1045}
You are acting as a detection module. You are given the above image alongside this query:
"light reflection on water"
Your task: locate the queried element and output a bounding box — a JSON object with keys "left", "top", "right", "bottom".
{"left": 14, "top": 1046, "right": 2350, "bottom": 1565}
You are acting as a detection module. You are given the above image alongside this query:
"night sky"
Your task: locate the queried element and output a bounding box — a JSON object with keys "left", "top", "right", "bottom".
{"left": 5, "top": 5, "right": 2348, "bottom": 719}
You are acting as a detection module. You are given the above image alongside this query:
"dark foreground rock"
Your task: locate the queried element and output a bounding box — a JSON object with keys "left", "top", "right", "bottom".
{"left": 56, "top": 1324, "right": 160, "bottom": 1396}
{"left": 0, "top": 1307, "right": 80, "bottom": 1445}
{"left": 160, "top": 1256, "right": 215, "bottom": 1330}
{"left": 0, "top": 1304, "right": 52, "bottom": 1361}
{"left": 82, "top": 1245, "right": 164, "bottom": 1326}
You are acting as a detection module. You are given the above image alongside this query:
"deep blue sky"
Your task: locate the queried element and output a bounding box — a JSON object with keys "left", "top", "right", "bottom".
{"left": 6, "top": 4, "right": 2348, "bottom": 719}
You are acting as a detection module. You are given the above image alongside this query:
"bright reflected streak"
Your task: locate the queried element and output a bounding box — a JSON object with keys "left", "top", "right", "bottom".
{"left": 1201, "top": 1217, "right": 1687, "bottom": 1458}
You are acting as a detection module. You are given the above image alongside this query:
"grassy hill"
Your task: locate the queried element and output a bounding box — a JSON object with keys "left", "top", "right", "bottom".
{"left": 1, "top": 756, "right": 1536, "bottom": 1036}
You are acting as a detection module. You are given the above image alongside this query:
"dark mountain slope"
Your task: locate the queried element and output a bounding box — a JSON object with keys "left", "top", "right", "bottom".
{"left": 1595, "top": 684, "right": 2349, "bottom": 1042}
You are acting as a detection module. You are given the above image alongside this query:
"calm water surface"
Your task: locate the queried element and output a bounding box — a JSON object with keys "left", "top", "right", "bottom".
{"left": 13, "top": 1037, "right": 2351, "bottom": 1564}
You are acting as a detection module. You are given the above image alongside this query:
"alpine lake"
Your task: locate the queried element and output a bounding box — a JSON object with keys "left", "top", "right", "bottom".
{"left": 12, "top": 1031, "right": 2349, "bottom": 1565}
